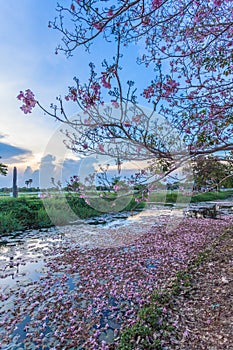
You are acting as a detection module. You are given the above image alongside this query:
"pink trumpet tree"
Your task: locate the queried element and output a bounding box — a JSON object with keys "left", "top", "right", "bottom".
{"left": 18, "top": 0, "right": 233, "bottom": 177}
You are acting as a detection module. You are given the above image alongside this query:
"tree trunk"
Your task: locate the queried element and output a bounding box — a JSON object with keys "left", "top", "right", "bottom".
{"left": 13, "top": 166, "right": 18, "bottom": 198}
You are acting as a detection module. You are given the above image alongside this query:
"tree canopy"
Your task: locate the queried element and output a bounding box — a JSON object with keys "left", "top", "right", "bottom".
{"left": 0, "top": 157, "right": 7, "bottom": 176}
{"left": 191, "top": 155, "right": 233, "bottom": 191}
{"left": 17, "top": 0, "right": 233, "bottom": 182}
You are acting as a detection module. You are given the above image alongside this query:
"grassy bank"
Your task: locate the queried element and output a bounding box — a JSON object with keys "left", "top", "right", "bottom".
{"left": 190, "top": 190, "right": 233, "bottom": 202}
{"left": 149, "top": 189, "right": 233, "bottom": 204}
{"left": 1, "top": 190, "right": 233, "bottom": 235}
{"left": 0, "top": 194, "right": 145, "bottom": 235}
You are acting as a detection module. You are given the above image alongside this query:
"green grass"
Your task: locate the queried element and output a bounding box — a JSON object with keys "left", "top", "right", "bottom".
{"left": 0, "top": 194, "right": 145, "bottom": 235}
{"left": 0, "top": 197, "right": 50, "bottom": 233}
{"left": 148, "top": 191, "right": 190, "bottom": 204}
{"left": 148, "top": 190, "right": 233, "bottom": 204}
{"left": 0, "top": 190, "right": 232, "bottom": 235}
{"left": 190, "top": 190, "right": 233, "bottom": 202}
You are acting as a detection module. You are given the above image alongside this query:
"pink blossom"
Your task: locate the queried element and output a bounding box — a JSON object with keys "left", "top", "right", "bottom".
{"left": 93, "top": 22, "right": 103, "bottom": 31}
{"left": 214, "top": 0, "right": 222, "bottom": 5}
{"left": 113, "top": 185, "right": 119, "bottom": 192}
{"left": 111, "top": 100, "right": 119, "bottom": 108}
{"left": 98, "top": 143, "right": 105, "bottom": 152}
{"left": 17, "top": 89, "right": 37, "bottom": 114}
{"left": 17, "top": 91, "right": 24, "bottom": 100}
{"left": 152, "top": 0, "right": 163, "bottom": 9}
{"left": 101, "top": 74, "right": 111, "bottom": 89}
{"left": 107, "top": 9, "right": 113, "bottom": 17}
{"left": 132, "top": 114, "right": 142, "bottom": 123}
{"left": 143, "top": 85, "right": 155, "bottom": 100}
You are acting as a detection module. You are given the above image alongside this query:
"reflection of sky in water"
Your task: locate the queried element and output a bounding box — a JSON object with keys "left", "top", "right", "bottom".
{"left": 1, "top": 260, "right": 45, "bottom": 289}
{"left": 0, "top": 204, "right": 179, "bottom": 291}
{"left": 0, "top": 207, "right": 178, "bottom": 262}
{"left": 126, "top": 205, "right": 183, "bottom": 221}
{"left": 0, "top": 228, "right": 63, "bottom": 294}
{"left": 12, "top": 315, "right": 31, "bottom": 347}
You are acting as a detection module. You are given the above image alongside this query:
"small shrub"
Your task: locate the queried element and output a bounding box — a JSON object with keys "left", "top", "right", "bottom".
{"left": 118, "top": 324, "right": 153, "bottom": 350}
{"left": 0, "top": 212, "right": 23, "bottom": 233}
{"left": 37, "top": 208, "right": 52, "bottom": 227}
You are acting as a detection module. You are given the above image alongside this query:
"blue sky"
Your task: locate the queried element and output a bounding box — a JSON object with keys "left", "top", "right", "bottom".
{"left": 0, "top": 1, "right": 157, "bottom": 188}
{"left": 0, "top": 1, "right": 98, "bottom": 186}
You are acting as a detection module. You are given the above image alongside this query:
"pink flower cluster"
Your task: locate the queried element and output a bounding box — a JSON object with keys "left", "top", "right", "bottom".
{"left": 152, "top": 0, "right": 163, "bottom": 9}
{"left": 162, "top": 78, "right": 180, "bottom": 98}
{"left": 17, "top": 89, "right": 37, "bottom": 114}
{"left": 143, "top": 85, "right": 155, "bottom": 101}
{"left": 113, "top": 184, "right": 120, "bottom": 192}
{"left": 65, "top": 88, "right": 77, "bottom": 102}
{"left": 111, "top": 100, "right": 119, "bottom": 108}
{"left": 67, "top": 175, "right": 81, "bottom": 192}
{"left": 213, "top": 0, "right": 222, "bottom": 5}
{"left": 65, "top": 83, "right": 101, "bottom": 108}
{"left": 98, "top": 143, "right": 105, "bottom": 153}
{"left": 93, "top": 22, "right": 104, "bottom": 31}
{"left": 101, "top": 73, "right": 111, "bottom": 89}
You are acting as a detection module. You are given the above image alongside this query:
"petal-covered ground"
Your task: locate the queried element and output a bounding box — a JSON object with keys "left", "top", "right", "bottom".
{"left": 165, "top": 228, "right": 233, "bottom": 350}
{"left": 0, "top": 217, "right": 232, "bottom": 349}
{"left": 121, "top": 227, "right": 233, "bottom": 349}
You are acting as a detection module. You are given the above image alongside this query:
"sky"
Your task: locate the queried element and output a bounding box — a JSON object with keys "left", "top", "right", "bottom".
{"left": 0, "top": 0, "right": 157, "bottom": 189}
{"left": 0, "top": 1, "right": 74, "bottom": 187}
{"left": 0, "top": 1, "right": 102, "bottom": 187}
{"left": 0, "top": 0, "right": 187, "bottom": 191}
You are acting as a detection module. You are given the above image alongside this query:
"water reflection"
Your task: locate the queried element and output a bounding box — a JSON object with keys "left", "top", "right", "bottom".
{"left": 0, "top": 204, "right": 183, "bottom": 291}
